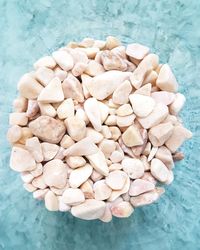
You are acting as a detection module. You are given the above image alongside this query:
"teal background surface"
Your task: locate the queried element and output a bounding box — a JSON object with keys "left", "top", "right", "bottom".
{"left": 0, "top": 0, "right": 200, "bottom": 249}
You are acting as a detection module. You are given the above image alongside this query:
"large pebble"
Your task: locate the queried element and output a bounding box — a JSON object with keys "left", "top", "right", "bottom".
{"left": 93, "top": 180, "right": 112, "bottom": 200}
{"left": 9, "top": 113, "right": 28, "bottom": 126}
{"left": 129, "top": 179, "right": 155, "bottom": 196}
{"left": 62, "top": 188, "right": 85, "bottom": 205}
{"left": 108, "top": 176, "right": 130, "bottom": 201}
{"left": 122, "top": 158, "right": 144, "bottom": 179}
{"left": 43, "top": 159, "right": 68, "bottom": 188}
{"left": 111, "top": 201, "right": 133, "bottom": 218}
{"left": 10, "top": 147, "right": 36, "bottom": 172}
{"left": 52, "top": 50, "right": 74, "bottom": 71}
{"left": 25, "top": 137, "right": 43, "bottom": 163}
{"left": 150, "top": 158, "right": 169, "bottom": 182}
{"left": 106, "top": 170, "right": 127, "bottom": 190}
{"left": 69, "top": 164, "right": 93, "bottom": 188}
{"left": 112, "top": 80, "right": 132, "bottom": 105}
{"left": 65, "top": 116, "right": 86, "bottom": 141}
{"left": 71, "top": 199, "right": 106, "bottom": 220}
{"left": 29, "top": 116, "right": 66, "bottom": 144}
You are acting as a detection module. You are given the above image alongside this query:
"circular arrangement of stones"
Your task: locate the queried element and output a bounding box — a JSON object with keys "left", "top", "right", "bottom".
{"left": 7, "top": 36, "right": 192, "bottom": 221}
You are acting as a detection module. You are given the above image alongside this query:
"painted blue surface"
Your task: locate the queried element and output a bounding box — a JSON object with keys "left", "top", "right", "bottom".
{"left": 0, "top": 0, "right": 200, "bottom": 249}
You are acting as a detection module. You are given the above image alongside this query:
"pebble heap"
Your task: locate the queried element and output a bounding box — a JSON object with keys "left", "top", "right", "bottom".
{"left": 7, "top": 36, "right": 192, "bottom": 221}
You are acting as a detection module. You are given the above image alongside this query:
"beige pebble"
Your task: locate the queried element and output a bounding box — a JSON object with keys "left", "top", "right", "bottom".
{"left": 138, "top": 103, "right": 168, "bottom": 129}
{"left": 57, "top": 98, "right": 74, "bottom": 119}
{"left": 112, "top": 46, "right": 126, "bottom": 59}
{"left": 31, "top": 163, "right": 43, "bottom": 177}
{"left": 13, "top": 97, "right": 28, "bottom": 112}
{"left": 86, "top": 128, "right": 103, "bottom": 144}
{"left": 165, "top": 125, "right": 192, "bottom": 153}
{"left": 65, "top": 116, "right": 86, "bottom": 141}
{"left": 94, "top": 180, "right": 112, "bottom": 200}
{"left": 78, "top": 47, "right": 99, "bottom": 59}
{"left": 79, "top": 38, "right": 95, "bottom": 48}
{"left": 122, "top": 125, "right": 143, "bottom": 147}
{"left": 108, "top": 99, "right": 120, "bottom": 108}
{"left": 116, "top": 114, "right": 136, "bottom": 127}
{"left": 62, "top": 188, "right": 85, "bottom": 205}
{"left": 18, "top": 73, "right": 44, "bottom": 99}
{"left": 10, "top": 147, "right": 36, "bottom": 172}
{"left": 69, "top": 48, "right": 89, "bottom": 64}
{"left": 156, "top": 64, "right": 178, "bottom": 92}
{"left": 9, "top": 112, "right": 28, "bottom": 126}
{"left": 98, "top": 101, "right": 109, "bottom": 123}
{"left": 45, "top": 191, "right": 59, "bottom": 211}
{"left": 106, "top": 170, "right": 127, "bottom": 190}
{"left": 84, "top": 60, "right": 105, "bottom": 76}
{"left": 35, "top": 67, "right": 54, "bottom": 86}
{"left": 165, "top": 170, "right": 174, "bottom": 185}
{"left": 108, "top": 176, "right": 130, "bottom": 201}
{"left": 71, "top": 199, "right": 106, "bottom": 220}
{"left": 109, "top": 163, "right": 122, "bottom": 172}
{"left": 7, "top": 125, "right": 22, "bottom": 143}
{"left": 105, "top": 115, "right": 117, "bottom": 126}
{"left": 156, "top": 146, "right": 174, "bottom": 169}
{"left": 110, "top": 150, "right": 124, "bottom": 163}
{"left": 54, "top": 67, "right": 68, "bottom": 81}
{"left": 99, "top": 139, "right": 116, "bottom": 158}
{"left": 25, "top": 137, "right": 43, "bottom": 163}
{"left": 91, "top": 170, "right": 103, "bottom": 182}
{"left": 122, "top": 158, "right": 144, "bottom": 179}
{"left": 18, "top": 127, "right": 33, "bottom": 144}
{"left": 51, "top": 185, "right": 68, "bottom": 196}
{"left": 66, "top": 156, "right": 86, "bottom": 169}
{"left": 129, "top": 94, "right": 155, "bottom": 118}
{"left": 140, "top": 155, "right": 150, "bottom": 171}
{"left": 147, "top": 146, "right": 158, "bottom": 162}
{"left": 151, "top": 158, "right": 169, "bottom": 182}
{"left": 126, "top": 43, "right": 149, "bottom": 60}
{"left": 75, "top": 108, "right": 89, "bottom": 125}
{"left": 26, "top": 100, "right": 39, "bottom": 119}
{"left": 99, "top": 203, "right": 112, "bottom": 222}
{"left": 41, "top": 142, "right": 59, "bottom": 161}
{"left": 169, "top": 93, "right": 185, "bottom": 115}
{"left": 34, "top": 56, "right": 56, "bottom": 69}
{"left": 69, "top": 164, "right": 93, "bottom": 188}
{"left": 29, "top": 115, "right": 66, "bottom": 144}
{"left": 87, "top": 70, "right": 131, "bottom": 100}
{"left": 148, "top": 122, "right": 174, "bottom": 147}
{"left": 130, "top": 188, "right": 164, "bottom": 207}
{"left": 131, "top": 128, "right": 148, "bottom": 156}
{"left": 111, "top": 201, "right": 133, "bottom": 218}
{"left": 64, "top": 137, "right": 98, "bottom": 156}
{"left": 151, "top": 91, "right": 175, "bottom": 105}
{"left": 32, "top": 175, "right": 47, "bottom": 189}
{"left": 33, "top": 188, "right": 49, "bottom": 200}
{"left": 105, "top": 36, "right": 121, "bottom": 49}
{"left": 130, "top": 54, "right": 159, "bottom": 89}
{"left": 38, "top": 77, "right": 64, "bottom": 103}
{"left": 109, "top": 126, "right": 121, "bottom": 141}
{"left": 80, "top": 180, "right": 94, "bottom": 199}
{"left": 58, "top": 196, "right": 71, "bottom": 212}
{"left": 134, "top": 83, "right": 152, "bottom": 96}
{"left": 102, "top": 125, "right": 112, "bottom": 139}
{"left": 43, "top": 159, "right": 67, "bottom": 188}
{"left": 21, "top": 172, "right": 34, "bottom": 183}
{"left": 112, "top": 80, "right": 132, "bottom": 105}
{"left": 116, "top": 104, "right": 133, "bottom": 117}
{"left": 93, "top": 40, "right": 106, "bottom": 49}
{"left": 72, "top": 62, "right": 87, "bottom": 77}
{"left": 23, "top": 183, "right": 37, "bottom": 192}
{"left": 101, "top": 50, "right": 127, "bottom": 71}
{"left": 129, "top": 179, "right": 155, "bottom": 196}
{"left": 84, "top": 98, "right": 102, "bottom": 131}
{"left": 141, "top": 172, "right": 157, "bottom": 185}
{"left": 38, "top": 102, "right": 56, "bottom": 117}
{"left": 52, "top": 50, "right": 74, "bottom": 71}
{"left": 62, "top": 74, "right": 84, "bottom": 103}
{"left": 60, "top": 135, "right": 74, "bottom": 148}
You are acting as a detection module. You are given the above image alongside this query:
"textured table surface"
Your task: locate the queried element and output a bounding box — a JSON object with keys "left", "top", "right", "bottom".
{"left": 0, "top": 0, "right": 200, "bottom": 249}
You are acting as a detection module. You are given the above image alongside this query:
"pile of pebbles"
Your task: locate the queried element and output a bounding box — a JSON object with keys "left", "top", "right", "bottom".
{"left": 7, "top": 36, "right": 192, "bottom": 221}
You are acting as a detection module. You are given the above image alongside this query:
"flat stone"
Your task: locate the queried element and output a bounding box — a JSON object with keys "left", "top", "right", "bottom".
{"left": 93, "top": 180, "right": 112, "bottom": 200}
{"left": 66, "top": 156, "right": 86, "bottom": 169}
{"left": 7, "top": 125, "right": 22, "bottom": 143}
{"left": 52, "top": 50, "right": 74, "bottom": 71}
{"left": 45, "top": 191, "right": 59, "bottom": 211}
{"left": 126, "top": 43, "right": 149, "bottom": 60}
{"left": 122, "top": 125, "right": 143, "bottom": 147}
{"left": 9, "top": 112, "right": 28, "bottom": 126}
{"left": 65, "top": 116, "right": 86, "bottom": 141}
{"left": 25, "top": 137, "right": 43, "bottom": 163}
{"left": 151, "top": 158, "right": 169, "bottom": 182}
{"left": 112, "top": 80, "right": 132, "bottom": 105}
{"left": 122, "top": 158, "right": 144, "bottom": 179}
{"left": 151, "top": 91, "right": 175, "bottom": 105}
{"left": 129, "top": 179, "right": 155, "bottom": 196}
{"left": 34, "top": 56, "right": 56, "bottom": 69}
{"left": 106, "top": 170, "right": 127, "bottom": 190}
{"left": 41, "top": 142, "right": 59, "bottom": 161}
{"left": 57, "top": 98, "right": 74, "bottom": 119}
{"left": 111, "top": 201, "right": 134, "bottom": 218}
{"left": 62, "top": 188, "right": 85, "bottom": 205}
{"left": 134, "top": 83, "right": 152, "bottom": 96}
{"left": 116, "top": 114, "right": 136, "bottom": 127}
{"left": 116, "top": 104, "right": 133, "bottom": 116}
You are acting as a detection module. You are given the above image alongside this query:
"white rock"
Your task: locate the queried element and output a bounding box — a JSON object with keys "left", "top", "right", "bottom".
{"left": 110, "top": 150, "right": 124, "bottom": 163}
{"left": 105, "top": 36, "right": 121, "bottom": 49}
{"left": 78, "top": 47, "right": 99, "bottom": 59}
{"left": 52, "top": 50, "right": 74, "bottom": 71}
{"left": 69, "top": 164, "right": 93, "bottom": 188}
{"left": 116, "top": 104, "right": 133, "bottom": 116}
{"left": 66, "top": 156, "right": 86, "bottom": 169}
{"left": 7, "top": 125, "right": 22, "bottom": 143}
{"left": 122, "top": 158, "right": 144, "bottom": 179}
{"left": 41, "top": 142, "right": 59, "bottom": 161}
{"left": 75, "top": 108, "right": 89, "bottom": 125}
{"left": 122, "top": 125, "right": 143, "bottom": 147}
{"left": 43, "top": 159, "right": 68, "bottom": 188}
{"left": 111, "top": 201, "right": 134, "bottom": 218}
{"left": 23, "top": 183, "right": 37, "bottom": 192}
{"left": 71, "top": 199, "right": 106, "bottom": 220}
{"left": 25, "top": 137, "right": 43, "bottom": 163}
{"left": 32, "top": 175, "right": 47, "bottom": 189}
{"left": 151, "top": 91, "right": 175, "bottom": 105}
{"left": 9, "top": 113, "right": 28, "bottom": 126}
{"left": 109, "top": 163, "right": 122, "bottom": 172}
{"left": 99, "top": 139, "right": 116, "bottom": 158}
{"left": 126, "top": 43, "right": 149, "bottom": 60}
{"left": 138, "top": 103, "right": 169, "bottom": 129}
{"left": 104, "top": 115, "right": 117, "bottom": 126}
{"left": 147, "top": 146, "right": 158, "bottom": 162}
{"left": 60, "top": 135, "right": 74, "bottom": 149}
{"left": 80, "top": 180, "right": 94, "bottom": 199}
{"left": 45, "top": 191, "right": 59, "bottom": 211}
{"left": 58, "top": 197, "right": 71, "bottom": 212}
{"left": 33, "top": 188, "right": 49, "bottom": 200}
{"left": 62, "top": 188, "right": 85, "bottom": 205}
{"left": 93, "top": 180, "right": 112, "bottom": 200}
{"left": 129, "top": 94, "right": 155, "bottom": 117}
{"left": 99, "top": 203, "right": 112, "bottom": 222}
{"left": 84, "top": 60, "right": 105, "bottom": 76}
{"left": 129, "top": 179, "right": 155, "bottom": 196}
{"left": 108, "top": 175, "right": 130, "bottom": 201}
{"left": 151, "top": 158, "right": 169, "bottom": 182}
{"left": 54, "top": 67, "right": 68, "bottom": 81}
{"left": 35, "top": 67, "right": 54, "bottom": 86}
{"left": 38, "top": 102, "right": 56, "bottom": 117}
{"left": 106, "top": 170, "right": 127, "bottom": 190}
{"left": 10, "top": 147, "right": 36, "bottom": 172}
{"left": 155, "top": 146, "right": 174, "bottom": 169}
{"left": 169, "top": 93, "right": 186, "bottom": 115}
{"left": 34, "top": 56, "right": 56, "bottom": 69}
{"left": 156, "top": 64, "right": 178, "bottom": 92}
{"left": 91, "top": 170, "right": 103, "bottom": 182}
{"left": 13, "top": 97, "right": 28, "bottom": 112}
{"left": 109, "top": 126, "right": 121, "bottom": 141}
{"left": 134, "top": 83, "right": 152, "bottom": 96}
{"left": 101, "top": 50, "right": 127, "bottom": 71}
{"left": 38, "top": 77, "right": 64, "bottom": 103}
{"left": 101, "top": 125, "right": 112, "bottom": 139}
{"left": 86, "top": 128, "right": 103, "bottom": 144}
{"left": 57, "top": 98, "right": 74, "bottom": 119}
{"left": 87, "top": 70, "right": 131, "bottom": 100}
{"left": 64, "top": 137, "right": 98, "bottom": 156}
{"left": 21, "top": 172, "right": 34, "bottom": 183}
{"left": 30, "top": 163, "right": 43, "bottom": 177}
{"left": 98, "top": 101, "right": 109, "bottom": 123}
{"left": 72, "top": 62, "right": 87, "bottom": 77}
{"left": 84, "top": 98, "right": 102, "bottom": 131}
{"left": 86, "top": 150, "right": 109, "bottom": 176}
{"left": 116, "top": 114, "right": 136, "bottom": 127}
{"left": 112, "top": 80, "right": 132, "bottom": 105}
{"left": 65, "top": 116, "right": 86, "bottom": 141}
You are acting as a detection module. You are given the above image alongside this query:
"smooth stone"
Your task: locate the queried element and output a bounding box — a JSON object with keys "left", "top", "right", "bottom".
{"left": 7, "top": 125, "right": 22, "bottom": 143}
{"left": 34, "top": 56, "right": 56, "bottom": 69}
{"left": 35, "top": 67, "right": 54, "bottom": 86}
{"left": 151, "top": 158, "right": 169, "bottom": 182}
{"left": 156, "top": 146, "right": 174, "bottom": 169}
{"left": 129, "top": 179, "right": 155, "bottom": 196}
{"left": 32, "top": 175, "right": 47, "bottom": 189}
{"left": 111, "top": 201, "right": 134, "bottom": 218}
{"left": 99, "top": 203, "right": 112, "bottom": 222}
{"left": 33, "top": 188, "right": 49, "bottom": 200}
{"left": 38, "top": 102, "right": 56, "bottom": 117}
{"left": 25, "top": 137, "right": 43, "bottom": 163}
{"left": 99, "top": 139, "right": 116, "bottom": 158}
{"left": 105, "top": 36, "right": 121, "bottom": 49}
{"left": 116, "top": 114, "right": 136, "bottom": 127}
{"left": 31, "top": 163, "right": 43, "bottom": 177}
{"left": 62, "top": 188, "right": 85, "bottom": 205}
{"left": 112, "top": 80, "right": 132, "bottom": 105}
{"left": 23, "top": 183, "right": 37, "bottom": 192}
{"left": 26, "top": 100, "right": 40, "bottom": 119}
{"left": 93, "top": 180, "right": 112, "bottom": 200}
{"left": 98, "top": 101, "right": 109, "bottom": 123}
{"left": 116, "top": 104, "right": 133, "bottom": 116}
{"left": 60, "top": 135, "right": 74, "bottom": 148}
{"left": 21, "top": 172, "right": 34, "bottom": 183}
{"left": 9, "top": 112, "right": 28, "bottom": 126}
{"left": 13, "top": 96, "right": 28, "bottom": 112}
{"left": 122, "top": 158, "right": 144, "bottom": 179}
{"left": 71, "top": 199, "right": 106, "bottom": 220}
{"left": 41, "top": 142, "right": 59, "bottom": 161}
{"left": 106, "top": 170, "right": 127, "bottom": 190}
{"left": 126, "top": 43, "right": 149, "bottom": 60}
{"left": 52, "top": 50, "right": 74, "bottom": 71}
{"left": 108, "top": 175, "right": 130, "bottom": 201}
{"left": 65, "top": 116, "right": 86, "bottom": 141}
{"left": 45, "top": 191, "right": 59, "bottom": 211}
{"left": 109, "top": 126, "right": 121, "bottom": 141}
{"left": 110, "top": 150, "right": 124, "bottom": 163}
{"left": 122, "top": 125, "right": 143, "bottom": 147}
{"left": 151, "top": 91, "right": 175, "bottom": 105}
{"left": 80, "top": 181, "right": 94, "bottom": 199}
{"left": 101, "top": 50, "right": 127, "bottom": 71}
{"left": 134, "top": 83, "right": 152, "bottom": 96}
{"left": 169, "top": 93, "right": 186, "bottom": 115}
{"left": 57, "top": 98, "right": 74, "bottom": 120}
{"left": 84, "top": 60, "right": 105, "bottom": 76}
{"left": 86, "top": 128, "right": 104, "bottom": 144}
{"left": 66, "top": 156, "right": 86, "bottom": 169}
